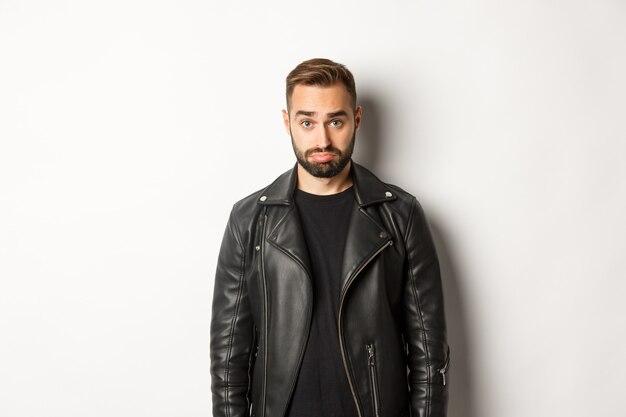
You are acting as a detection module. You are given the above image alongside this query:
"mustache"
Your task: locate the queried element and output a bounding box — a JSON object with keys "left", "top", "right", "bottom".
{"left": 304, "top": 146, "right": 342, "bottom": 158}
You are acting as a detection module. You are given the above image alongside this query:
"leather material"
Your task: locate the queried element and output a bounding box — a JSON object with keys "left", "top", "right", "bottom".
{"left": 210, "top": 162, "right": 449, "bottom": 417}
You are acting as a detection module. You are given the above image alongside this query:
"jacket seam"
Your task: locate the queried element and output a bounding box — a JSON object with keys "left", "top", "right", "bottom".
{"left": 404, "top": 198, "right": 432, "bottom": 416}
{"left": 223, "top": 213, "right": 247, "bottom": 417}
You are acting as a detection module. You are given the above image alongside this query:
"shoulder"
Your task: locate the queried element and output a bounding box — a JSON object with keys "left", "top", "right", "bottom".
{"left": 354, "top": 163, "right": 431, "bottom": 237}
{"left": 231, "top": 187, "right": 265, "bottom": 219}
{"left": 383, "top": 182, "right": 427, "bottom": 234}
{"left": 226, "top": 166, "right": 293, "bottom": 233}
{"left": 352, "top": 162, "right": 420, "bottom": 213}
{"left": 386, "top": 182, "right": 417, "bottom": 206}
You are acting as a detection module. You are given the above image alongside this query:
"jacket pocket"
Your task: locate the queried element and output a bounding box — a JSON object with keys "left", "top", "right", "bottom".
{"left": 366, "top": 343, "right": 382, "bottom": 417}
{"left": 437, "top": 346, "right": 450, "bottom": 386}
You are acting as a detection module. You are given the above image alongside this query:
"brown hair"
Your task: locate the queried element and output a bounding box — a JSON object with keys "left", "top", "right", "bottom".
{"left": 285, "top": 58, "right": 357, "bottom": 110}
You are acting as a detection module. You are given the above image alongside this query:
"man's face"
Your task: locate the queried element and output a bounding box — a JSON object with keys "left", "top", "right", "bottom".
{"left": 283, "top": 83, "right": 362, "bottom": 179}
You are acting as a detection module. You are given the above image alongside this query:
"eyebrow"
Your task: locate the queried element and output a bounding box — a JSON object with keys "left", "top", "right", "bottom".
{"left": 294, "top": 110, "right": 350, "bottom": 118}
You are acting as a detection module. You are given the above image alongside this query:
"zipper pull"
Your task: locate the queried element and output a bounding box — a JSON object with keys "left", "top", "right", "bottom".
{"left": 367, "top": 344, "right": 375, "bottom": 366}
{"left": 438, "top": 346, "right": 450, "bottom": 386}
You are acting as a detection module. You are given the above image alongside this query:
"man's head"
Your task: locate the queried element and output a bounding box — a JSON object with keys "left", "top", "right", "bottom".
{"left": 282, "top": 58, "right": 362, "bottom": 179}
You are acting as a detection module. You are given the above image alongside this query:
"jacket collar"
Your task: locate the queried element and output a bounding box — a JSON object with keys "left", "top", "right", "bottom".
{"left": 257, "top": 161, "right": 397, "bottom": 208}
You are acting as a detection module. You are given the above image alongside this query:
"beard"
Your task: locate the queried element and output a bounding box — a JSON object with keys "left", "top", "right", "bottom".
{"left": 290, "top": 130, "right": 356, "bottom": 179}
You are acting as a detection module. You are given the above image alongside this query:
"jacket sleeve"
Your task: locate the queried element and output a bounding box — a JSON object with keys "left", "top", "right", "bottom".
{"left": 402, "top": 198, "right": 449, "bottom": 417}
{"left": 210, "top": 207, "right": 255, "bottom": 417}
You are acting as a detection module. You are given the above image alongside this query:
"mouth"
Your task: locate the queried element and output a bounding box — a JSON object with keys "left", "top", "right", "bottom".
{"left": 308, "top": 151, "right": 339, "bottom": 163}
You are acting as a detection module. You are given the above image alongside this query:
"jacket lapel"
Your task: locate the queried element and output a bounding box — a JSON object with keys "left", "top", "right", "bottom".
{"left": 266, "top": 205, "right": 312, "bottom": 278}
{"left": 339, "top": 203, "right": 391, "bottom": 293}
{"left": 258, "top": 164, "right": 312, "bottom": 278}
{"left": 339, "top": 163, "right": 396, "bottom": 292}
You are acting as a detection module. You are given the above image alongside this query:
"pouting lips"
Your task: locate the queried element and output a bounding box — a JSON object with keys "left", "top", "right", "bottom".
{"left": 309, "top": 152, "right": 337, "bottom": 163}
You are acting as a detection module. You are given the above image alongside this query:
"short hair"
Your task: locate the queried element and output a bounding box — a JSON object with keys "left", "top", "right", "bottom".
{"left": 285, "top": 58, "right": 357, "bottom": 110}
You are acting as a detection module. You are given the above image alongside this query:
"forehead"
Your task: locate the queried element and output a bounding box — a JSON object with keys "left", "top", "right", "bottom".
{"left": 290, "top": 83, "right": 353, "bottom": 114}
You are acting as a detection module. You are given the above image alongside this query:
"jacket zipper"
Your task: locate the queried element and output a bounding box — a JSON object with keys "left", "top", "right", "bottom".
{"left": 259, "top": 213, "right": 269, "bottom": 417}
{"left": 437, "top": 346, "right": 450, "bottom": 386}
{"left": 366, "top": 343, "right": 382, "bottom": 417}
{"left": 338, "top": 238, "right": 393, "bottom": 417}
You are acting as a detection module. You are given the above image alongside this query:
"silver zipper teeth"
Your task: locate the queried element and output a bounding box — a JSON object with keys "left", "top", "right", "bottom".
{"left": 367, "top": 343, "right": 381, "bottom": 417}
{"left": 338, "top": 239, "right": 393, "bottom": 417}
{"left": 260, "top": 213, "right": 269, "bottom": 417}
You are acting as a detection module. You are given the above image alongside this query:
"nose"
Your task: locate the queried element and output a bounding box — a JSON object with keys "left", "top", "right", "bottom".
{"left": 317, "top": 125, "right": 331, "bottom": 149}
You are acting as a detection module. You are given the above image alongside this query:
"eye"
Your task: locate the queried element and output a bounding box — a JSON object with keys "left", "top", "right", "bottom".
{"left": 301, "top": 120, "right": 313, "bottom": 128}
{"left": 329, "top": 119, "right": 343, "bottom": 127}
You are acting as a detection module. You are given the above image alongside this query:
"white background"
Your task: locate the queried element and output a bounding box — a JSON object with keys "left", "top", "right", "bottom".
{"left": 1, "top": 1, "right": 625, "bottom": 416}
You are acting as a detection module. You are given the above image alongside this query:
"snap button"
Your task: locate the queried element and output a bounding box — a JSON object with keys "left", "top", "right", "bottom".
{"left": 385, "top": 191, "right": 393, "bottom": 198}
{"left": 259, "top": 195, "right": 267, "bottom": 202}
{"left": 255, "top": 245, "right": 260, "bottom": 251}
{"left": 379, "top": 232, "right": 387, "bottom": 239}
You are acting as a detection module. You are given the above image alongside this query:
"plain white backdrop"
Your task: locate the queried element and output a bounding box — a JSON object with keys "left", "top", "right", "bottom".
{"left": 1, "top": 1, "right": 625, "bottom": 416}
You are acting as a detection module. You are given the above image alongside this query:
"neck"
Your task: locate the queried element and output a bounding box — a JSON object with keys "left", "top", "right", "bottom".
{"left": 296, "top": 161, "right": 353, "bottom": 195}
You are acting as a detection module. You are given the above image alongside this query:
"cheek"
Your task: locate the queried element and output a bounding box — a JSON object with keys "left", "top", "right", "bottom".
{"left": 292, "top": 130, "right": 315, "bottom": 145}
{"left": 334, "top": 129, "right": 354, "bottom": 147}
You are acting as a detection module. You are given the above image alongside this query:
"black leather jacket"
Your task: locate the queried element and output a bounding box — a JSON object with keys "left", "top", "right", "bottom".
{"left": 210, "top": 162, "right": 449, "bottom": 417}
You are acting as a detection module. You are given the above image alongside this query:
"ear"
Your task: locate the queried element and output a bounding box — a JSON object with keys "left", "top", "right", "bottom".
{"left": 282, "top": 109, "right": 290, "bottom": 134}
{"left": 354, "top": 105, "right": 362, "bottom": 131}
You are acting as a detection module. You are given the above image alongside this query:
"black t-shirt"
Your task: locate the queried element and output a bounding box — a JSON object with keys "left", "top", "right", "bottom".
{"left": 286, "top": 186, "right": 359, "bottom": 417}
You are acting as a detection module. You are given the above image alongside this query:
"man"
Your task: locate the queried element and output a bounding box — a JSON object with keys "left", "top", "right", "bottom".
{"left": 210, "top": 58, "right": 449, "bottom": 417}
